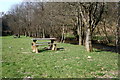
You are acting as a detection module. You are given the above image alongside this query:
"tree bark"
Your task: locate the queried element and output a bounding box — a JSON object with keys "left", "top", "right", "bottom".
{"left": 42, "top": 28, "right": 45, "bottom": 38}
{"left": 78, "top": 24, "right": 83, "bottom": 45}
{"left": 28, "top": 32, "right": 31, "bottom": 37}
{"left": 25, "top": 31, "right": 27, "bottom": 37}
{"left": 77, "top": 7, "right": 83, "bottom": 45}
{"left": 61, "top": 24, "right": 65, "bottom": 43}
{"left": 85, "top": 27, "right": 92, "bottom": 52}
{"left": 79, "top": 5, "right": 93, "bottom": 51}
{"left": 116, "top": 2, "right": 120, "bottom": 54}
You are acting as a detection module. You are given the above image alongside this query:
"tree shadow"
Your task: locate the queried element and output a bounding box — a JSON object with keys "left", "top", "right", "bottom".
{"left": 65, "top": 37, "right": 117, "bottom": 53}
{"left": 65, "top": 37, "right": 78, "bottom": 45}
{"left": 38, "top": 47, "right": 65, "bottom": 53}
{"left": 38, "top": 49, "right": 48, "bottom": 53}
{"left": 57, "top": 47, "right": 64, "bottom": 51}
{"left": 92, "top": 43, "right": 117, "bottom": 53}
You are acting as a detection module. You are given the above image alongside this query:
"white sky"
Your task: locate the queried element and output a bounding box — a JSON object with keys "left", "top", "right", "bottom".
{"left": 0, "top": 0, "right": 22, "bottom": 13}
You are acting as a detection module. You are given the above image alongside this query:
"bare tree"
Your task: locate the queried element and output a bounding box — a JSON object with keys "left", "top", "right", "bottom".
{"left": 3, "top": 2, "right": 118, "bottom": 53}
{"left": 79, "top": 2, "right": 105, "bottom": 52}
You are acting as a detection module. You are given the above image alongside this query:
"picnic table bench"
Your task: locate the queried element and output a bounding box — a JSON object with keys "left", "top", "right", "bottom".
{"left": 31, "top": 38, "right": 57, "bottom": 53}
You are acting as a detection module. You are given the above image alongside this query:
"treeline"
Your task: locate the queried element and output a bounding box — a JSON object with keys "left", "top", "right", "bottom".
{"left": 2, "top": 2, "right": 118, "bottom": 52}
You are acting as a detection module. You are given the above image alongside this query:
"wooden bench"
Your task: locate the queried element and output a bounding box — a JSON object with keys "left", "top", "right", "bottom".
{"left": 31, "top": 38, "right": 57, "bottom": 53}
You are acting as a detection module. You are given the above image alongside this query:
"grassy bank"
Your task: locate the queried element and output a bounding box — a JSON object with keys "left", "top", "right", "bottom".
{"left": 1, "top": 36, "right": 118, "bottom": 78}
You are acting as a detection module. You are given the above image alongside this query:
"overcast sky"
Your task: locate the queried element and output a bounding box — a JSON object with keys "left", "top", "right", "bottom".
{"left": 0, "top": 0, "right": 22, "bottom": 13}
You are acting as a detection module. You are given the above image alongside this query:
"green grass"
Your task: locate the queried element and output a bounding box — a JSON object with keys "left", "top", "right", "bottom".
{"left": 65, "top": 33, "right": 75, "bottom": 38}
{"left": 1, "top": 36, "right": 118, "bottom": 78}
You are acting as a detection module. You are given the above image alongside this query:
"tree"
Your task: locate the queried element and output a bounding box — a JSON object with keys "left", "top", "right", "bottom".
{"left": 79, "top": 2, "right": 105, "bottom": 52}
{"left": 2, "top": 2, "right": 118, "bottom": 53}
{"left": 116, "top": 2, "right": 120, "bottom": 54}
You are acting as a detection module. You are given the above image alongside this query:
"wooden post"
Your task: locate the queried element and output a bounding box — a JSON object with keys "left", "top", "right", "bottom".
{"left": 52, "top": 44, "right": 57, "bottom": 50}
{"left": 32, "top": 40, "right": 38, "bottom": 53}
{"left": 35, "top": 46, "right": 38, "bottom": 53}
{"left": 50, "top": 40, "right": 54, "bottom": 50}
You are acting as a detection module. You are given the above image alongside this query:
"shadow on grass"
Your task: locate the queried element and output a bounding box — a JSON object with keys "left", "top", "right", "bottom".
{"left": 65, "top": 37, "right": 117, "bottom": 53}
{"left": 92, "top": 43, "right": 117, "bottom": 53}
{"left": 38, "top": 47, "right": 65, "bottom": 53}
{"left": 57, "top": 47, "right": 64, "bottom": 50}
{"left": 65, "top": 37, "right": 78, "bottom": 45}
{"left": 94, "top": 50, "right": 101, "bottom": 52}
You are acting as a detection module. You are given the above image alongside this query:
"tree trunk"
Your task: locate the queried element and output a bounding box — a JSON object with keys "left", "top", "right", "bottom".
{"left": 35, "top": 32, "right": 37, "bottom": 37}
{"left": 116, "top": 23, "right": 120, "bottom": 54}
{"left": 85, "top": 28, "right": 92, "bottom": 52}
{"left": 18, "top": 27, "right": 20, "bottom": 38}
{"left": 76, "top": 7, "right": 83, "bottom": 45}
{"left": 79, "top": 35, "right": 82, "bottom": 45}
{"left": 42, "top": 29, "right": 45, "bottom": 38}
{"left": 79, "top": 19, "right": 84, "bottom": 45}
{"left": 37, "top": 32, "right": 39, "bottom": 37}
{"left": 28, "top": 32, "right": 31, "bottom": 37}
{"left": 78, "top": 25, "right": 83, "bottom": 45}
{"left": 61, "top": 24, "right": 65, "bottom": 43}
{"left": 116, "top": 2, "right": 120, "bottom": 54}
{"left": 25, "top": 31, "right": 27, "bottom": 37}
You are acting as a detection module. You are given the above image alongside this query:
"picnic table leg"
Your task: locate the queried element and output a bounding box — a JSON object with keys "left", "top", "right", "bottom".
{"left": 50, "top": 40, "right": 57, "bottom": 50}
{"left": 32, "top": 42, "right": 35, "bottom": 52}
{"left": 35, "top": 47, "right": 38, "bottom": 53}
{"left": 32, "top": 40, "right": 38, "bottom": 53}
{"left": 50, "top": 40, "right": 54, "bottom": 50}
{"left": 52, "top": 44, "right": 57, "bottom": 50}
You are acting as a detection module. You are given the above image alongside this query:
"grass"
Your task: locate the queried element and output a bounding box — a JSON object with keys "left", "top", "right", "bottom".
{"left": 1, "top": 36, "right": 118, "bottom": 78}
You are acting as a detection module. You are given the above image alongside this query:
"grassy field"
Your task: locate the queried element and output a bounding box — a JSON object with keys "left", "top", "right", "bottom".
{"left": 1, "top": 36, "right": 118, "bottom": 78}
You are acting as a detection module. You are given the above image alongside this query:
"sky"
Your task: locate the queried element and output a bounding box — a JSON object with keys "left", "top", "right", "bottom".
{"left": 0, "top": 0, "right": 22, "bottom": 13}
{"left": 0, "top": 0, "right": 118, "bottom": 13}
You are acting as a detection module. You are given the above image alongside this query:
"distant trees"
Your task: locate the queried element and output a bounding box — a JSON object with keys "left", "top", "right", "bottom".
{"left": 2, "top": 2, "right": 118, "bottom": 52}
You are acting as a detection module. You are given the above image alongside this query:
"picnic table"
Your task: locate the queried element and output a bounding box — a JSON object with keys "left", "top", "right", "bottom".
{"left": 31, "top": 38, "right": 57, "bottom": 53}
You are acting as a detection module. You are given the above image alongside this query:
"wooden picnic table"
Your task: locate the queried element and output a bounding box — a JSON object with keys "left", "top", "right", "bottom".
{"left": 31, "top": 38, "right": 57, "bottom": 53}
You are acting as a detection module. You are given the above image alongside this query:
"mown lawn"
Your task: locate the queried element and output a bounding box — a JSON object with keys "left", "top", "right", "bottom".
{"left": 1, "top": 36, "right": 118, "bottom": 78}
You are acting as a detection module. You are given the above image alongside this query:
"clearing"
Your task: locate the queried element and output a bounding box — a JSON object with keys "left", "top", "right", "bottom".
{"left": 1, "top": 36, "right": 118, "bottom": 78}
